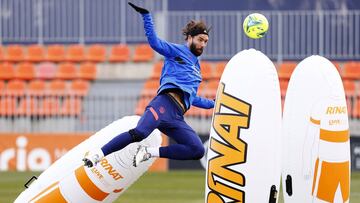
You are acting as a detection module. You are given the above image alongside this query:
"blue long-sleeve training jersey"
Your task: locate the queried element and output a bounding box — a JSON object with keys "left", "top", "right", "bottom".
{"left": 142, "top": 13, "right": 214, "bottom": 110}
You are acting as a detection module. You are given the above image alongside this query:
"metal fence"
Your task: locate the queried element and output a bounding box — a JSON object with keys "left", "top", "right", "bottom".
{"left": 0, "top": 94, "right": 211, "bottom": 135}
{"left": 166, "top": 10, "right": 360, "bottom": 61}
{"left": 1, "top": 93, "right": 359, "bottom": 135}
{"left": 0, "top": 0, "right": 359, "bottom": 61}
{"left": 0, "top": 0, "right": 166, "bottom": 44}
{"left": 0, "top": 1, "right": 359, "bottom": 134}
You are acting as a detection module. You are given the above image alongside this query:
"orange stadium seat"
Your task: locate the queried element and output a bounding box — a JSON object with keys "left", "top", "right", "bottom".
{"left": 208, "top": 79, "right": 219, "bottom": 90}
{"left": 67, "top": 44, "right": 86, "bottom": 62}
{"left": 20, "top": 80, "right": 47, "bottom": 116}
{"left": 37, "top": 62, "right": 57, "bottom": 79}
{"left": 48, "top": 79, "right": 67, "bottom": 96}
{"left": 70, "top": 79, "right": 90, "bottom": 97}
{"left": 5, "top": 45, "right": 25, "bottom": 62}
{"left": 16, "top": 97, "right": 38, "bottom": 116}
{"left": 200, "top": 61, "right": 213, "bottom": 80}
{"left": 78, "top": 62, "right": 96, "bottom": 80}
{"left": 133, "top": 44, "right": 154, "bottom": 62}
{"left": 150, "top": 61, "right": 163, "bottom": 79}
{"left": 61, "top": 97, "right": 82, "bottom": 116}
{"left": 28, "top": 79, "right": 46, "bottom": 96}
{"left": 189, "top": 82, "right": 210, "bottom": 117}
{"left": 56, "top": 62, "right": 77, "bottom": 80}
{"left": 186, "top": 106, "right": 199, "bottom": 117}
{"left": 343, "top": 80, "right": 356, "bottom": 118}
{"left": 135, "top": 97, "right": 152, "bottom": 115}
{"left": 331, "top": 61, "right": 341, "bottom": 73}
{"left": 15, "top": 62, "right": 35, "bottom": 80}
{"left": 341, "top": 61, "right": 360, "bottom": 80}
{"left": 198, "top": 80, "right": 217, "bottom": 99}
{"left": 6, "top": 79, "right": 26, "bottom": 96}
{"left": 141, "top": 79, "right": 159, "bottom": 97}
{"left": 280, "top": 80, "right": 289, "bottom": 109}
{"left": 194, "top": 80, "right": 214, "bottom": 117}
{"left": 214, "top": 61, "right": 227, "bottom": 79}
{"left": 109, "top": 44, "right": 130, "bottom": 62}
{"left": 136, "top": 79, "right": 159, "bottom": 115}
{"left": 143, "top": 79, "right": 159, "bottom": 90}
{"left": 0, "top": 97, "right": 16, "bottom": 116}
{"left": 26, "top": 44, "right": 45, "bottom": 62}
{"left": 279, "top": 80, "right": 289, "bottom": 97}
{"left": 197, "top": 81, "right": 206, "bottom": 96}
{"left": 186, "top": 106, "right": 197, "bottom": 117}
{"left": 87, "top": 44, "right": 106, "bottom": 62}
{"left": 343, "top": 80, "right": 356, "bottom": 96}
{"left": 47, "top": 44, "right": 66, "bottom": 62}
{"left": 277, "top": 62, "right": 297, "bottom": 80}
{"left": 0, "top": 46, "right": 4, "bottom": 61}
{"left": 0, "top": 80, "right": 5, "bottom": 95}
{"left": 356, "top": 100, "right": 360, "bottom": 119}
{"left": 38, "top": 97, "right": 60, "bottom": 117}
{"left": 200, "top": 108, "right": 213, "bottom": 117}
{"left": 0, "top": 63, "right": 15, "bottom": 80}
{"left": 207, "top": 79, "right": 219, "bottom": 97}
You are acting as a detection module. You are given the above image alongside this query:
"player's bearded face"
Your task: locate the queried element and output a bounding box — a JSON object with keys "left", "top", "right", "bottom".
{"left": 189, "top": 34, "right": 208, "bottom": 56}
{"left": 190, "top": 42, "right": 203, "bottom": 56}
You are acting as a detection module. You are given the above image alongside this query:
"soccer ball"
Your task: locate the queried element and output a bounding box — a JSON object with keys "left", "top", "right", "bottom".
{"left": 243, "top": 13, "right": 269, "bottom": 39}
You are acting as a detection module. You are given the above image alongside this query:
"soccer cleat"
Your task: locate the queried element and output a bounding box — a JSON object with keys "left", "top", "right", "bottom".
{"left": 133, "top": 145, "right": 151, "bottom": 167}
{"left": 82, "top": 148, "right": 104, "bottom": 168}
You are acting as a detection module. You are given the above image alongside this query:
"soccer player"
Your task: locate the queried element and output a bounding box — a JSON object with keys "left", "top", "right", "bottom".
{"left": 83, "top": 2, "right": 215, "bottom": 168}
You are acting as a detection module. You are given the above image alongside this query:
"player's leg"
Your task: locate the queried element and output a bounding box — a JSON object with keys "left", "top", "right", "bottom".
{"left": 83, "top": 98, "right": 161, "bottom": 167}
{"left": 134, "top": 120, "right": 204, "bottom": 167}
{"left": 134, "top": 93, "right": 205, "bottom": 166}
{"left": 101, "top": 106, "right": 160, "bottom": 156}
{"left": 154, "top": 118, "right": 205, "bottom": 160}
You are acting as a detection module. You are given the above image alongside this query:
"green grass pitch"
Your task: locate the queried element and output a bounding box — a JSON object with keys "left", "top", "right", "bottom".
{"left": 1, "top": 170, "right": 359, "bottom": 203}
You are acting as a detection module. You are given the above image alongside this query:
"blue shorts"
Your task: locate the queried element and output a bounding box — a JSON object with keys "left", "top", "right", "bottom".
{"left": 102, "top": 93, "right": 205, "bottom": 160}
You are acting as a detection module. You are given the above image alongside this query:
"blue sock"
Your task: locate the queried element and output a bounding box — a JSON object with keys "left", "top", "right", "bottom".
{"left": 101, "top": 131, "right": 133, "bottom": 156}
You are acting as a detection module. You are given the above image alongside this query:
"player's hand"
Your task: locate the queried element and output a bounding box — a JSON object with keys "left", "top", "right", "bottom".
{"left": 128, "top": 2, "right": 149, "bottom": 14}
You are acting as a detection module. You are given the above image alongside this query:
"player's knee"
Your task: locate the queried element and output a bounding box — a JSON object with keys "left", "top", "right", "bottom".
{"left": 191, "top": 144, "right": 205, "bottom": 160}
{"left": 129, "top": 128, "right": 147, "bottom": 142}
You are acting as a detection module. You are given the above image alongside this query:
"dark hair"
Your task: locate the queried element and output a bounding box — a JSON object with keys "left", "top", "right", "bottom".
{"left": 182, "top": 20, "right": 211, "bottom": 40}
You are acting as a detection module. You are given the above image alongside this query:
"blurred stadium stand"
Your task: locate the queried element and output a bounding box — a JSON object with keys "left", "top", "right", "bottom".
{"left": 0, "top": 0, "right": 359, "bottom": 138}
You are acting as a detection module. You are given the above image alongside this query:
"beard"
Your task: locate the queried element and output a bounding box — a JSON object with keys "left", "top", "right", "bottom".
{"left": 190, "top": 42, "right": 203, "bottom": 56}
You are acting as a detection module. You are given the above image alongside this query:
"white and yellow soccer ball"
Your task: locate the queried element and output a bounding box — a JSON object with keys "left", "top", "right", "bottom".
{"left": 243, "top": 13, "right": 269, "bottom": 39}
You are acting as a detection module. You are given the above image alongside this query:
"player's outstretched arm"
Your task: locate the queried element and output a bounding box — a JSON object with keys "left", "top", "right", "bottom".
{"left": 128, "top": 2, "right": 177, "bottom": 57}
{"left": 192, "top": 96, "right": 215, "bottom": 109}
